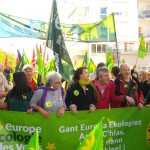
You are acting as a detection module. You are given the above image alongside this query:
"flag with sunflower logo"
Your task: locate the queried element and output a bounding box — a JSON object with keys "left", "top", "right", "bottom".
{"left": 77, "top": 117, "right": 104, "bottom": 150}
{"left": 25, "top": 131, "right": 39, "bottom": 150}
{"left": 106, "top": 50, "right": 114, "bottom": 72}
{"left": 138, "top": 34, "right": 147, "bottom": 58}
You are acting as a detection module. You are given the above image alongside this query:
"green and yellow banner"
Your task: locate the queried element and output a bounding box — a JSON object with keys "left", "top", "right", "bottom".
{"left": 0, "top": 107, "right": 150, "bottom": 150}
{"left": 0, "top": 12, "right": 116, "bottom": 42}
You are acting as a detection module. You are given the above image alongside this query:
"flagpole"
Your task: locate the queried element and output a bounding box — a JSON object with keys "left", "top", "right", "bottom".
{"left": 112, "top": 13, "right": 119, "bottom": 67}
{"left": 135, "top": 54, "right": 138, "bottom": 66}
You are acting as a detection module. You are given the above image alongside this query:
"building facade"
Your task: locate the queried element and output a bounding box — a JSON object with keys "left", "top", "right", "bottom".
{"left": 58, "top": 0, "right": 150, "bottom": 70}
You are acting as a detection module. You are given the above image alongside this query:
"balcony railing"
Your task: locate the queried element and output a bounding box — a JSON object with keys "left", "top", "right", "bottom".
{"left": 139, "top": 10, "right": 150, "bottom": 18}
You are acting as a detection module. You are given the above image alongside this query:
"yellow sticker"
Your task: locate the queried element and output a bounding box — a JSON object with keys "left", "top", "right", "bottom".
{"left": 73, "top": 90, "right": 79, "bottom": 96}
{"left": 59, "top": 97, "right": 62, "bottom": 101}
{"left": 45, "top": 101, "right": 52, "bottom": 108}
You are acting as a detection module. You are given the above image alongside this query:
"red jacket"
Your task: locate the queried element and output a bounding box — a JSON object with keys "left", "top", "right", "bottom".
{"left": 92, "top": 79, "right": 113, "bottom": 109}
{"left": 111, "top": 75, "right": 144, "bottom": 108}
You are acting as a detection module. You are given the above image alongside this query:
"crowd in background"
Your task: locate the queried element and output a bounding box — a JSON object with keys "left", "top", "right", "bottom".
{"left": 0, "top": 61, "right": 150, "bottom": 118}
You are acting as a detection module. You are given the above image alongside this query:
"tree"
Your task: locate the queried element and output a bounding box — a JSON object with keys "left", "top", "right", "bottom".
{"left": 0, "top": 48, "right": 16, "bottom": 70}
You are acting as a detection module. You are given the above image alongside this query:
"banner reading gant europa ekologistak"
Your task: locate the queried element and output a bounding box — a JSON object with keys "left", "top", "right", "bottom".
{"left": 0, "top": 107, "right": 150, "bottom": 150}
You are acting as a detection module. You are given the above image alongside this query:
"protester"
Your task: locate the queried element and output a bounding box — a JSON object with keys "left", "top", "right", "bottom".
{"left": 111, "top": 66, "right": 120, "bottom": 81}
{"left": 66, "top": 67, "right": 97, "bottom": 114}
{"left": 138, "top": 71, "right": 149, "bottom": 96}
{"left": 3, "top": 66, "right": 13, "bottom": 89}
{"left": 147, "top": 70, "right": 150, "bottom": 83}
{"left": 30, "top": 71, "right": 66, "bottom": 118}
{"left": 0, "top": 72, "right": 33, "bottom": 112}
{"left": 0, "top": 62, "right": 9, "bottom": 103}
{"left": 131, "top": 65, "right": 137, "bottom": 77}
{"left": 90, "top": 62, "right": 106, "bottom": 80}
{"left": 111, "top": 63, "right": 144, "bottom": 109}
{"left": 22, "top": 65, "right": 37, "bottom": 91}
{"left": 92, "top": 67, "right": 113, "bottom": 109}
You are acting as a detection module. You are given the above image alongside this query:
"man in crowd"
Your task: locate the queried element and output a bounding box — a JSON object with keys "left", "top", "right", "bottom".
{"left": 111, "top": 63, "right": 144, "bottom": 109}
{"left": 92, "top": 67, "right": 113, "bottom": 109}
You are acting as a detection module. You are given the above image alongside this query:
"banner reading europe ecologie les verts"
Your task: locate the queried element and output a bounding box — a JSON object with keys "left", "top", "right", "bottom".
{"left": 0, "top": 107, "right": 150, "bottom": 150}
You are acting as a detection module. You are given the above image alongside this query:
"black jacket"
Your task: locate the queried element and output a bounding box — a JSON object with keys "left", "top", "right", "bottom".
{"left": 65, "top": 83, "right": 97, "bottom": 110}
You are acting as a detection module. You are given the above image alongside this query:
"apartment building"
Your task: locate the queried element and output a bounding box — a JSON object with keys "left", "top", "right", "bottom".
{"left": 58, "top": 0, "right": 150, "bottom": 70}
{"left": 138, "top": 0, "right": 150, "bottom": 71}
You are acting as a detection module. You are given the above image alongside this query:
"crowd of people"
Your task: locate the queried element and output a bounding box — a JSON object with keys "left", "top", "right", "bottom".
{"left": 0, "top": 62, "right": 150, "bottom": 118}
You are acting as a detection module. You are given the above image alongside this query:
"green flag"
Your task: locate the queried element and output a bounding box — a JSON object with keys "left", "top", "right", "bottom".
{"left": 61, "top": 13, "right": 116, "bottom": 42}
{"left": 36, "top": 45, "right": 43, "bottom": 87}
{"left": 36, "top": 45, "right": 43, "bottom": 75}
{"left": 77, "top": 117, "right": 104, "bottom": 150}
{"left": 25, "top": 131, "right": 39, "bottom": 150}
{"left": 46, "top": 0, "right": 74, "bottom": 83}
{"left": 15, "top": 56, "right": 24, "bottom": 72}
{"left": 17, "top": 49, "right": 22, "bottom": 62}
{"left": 15, "top": 50, "right": 24, "bottom": 72}
{"left": 88, "top": 58, "right": 96, "bottom": 73}
{"left": 47, "top": 58, "right": 55, "bottom": 72}
{"left": 138, "top": 34, "right": 147, "bottom": 58}
{"left": 82, "top": 52, "right": 88, "bottom": 67}
{"left": 106, "top": 50, "right": 114, "bottom": 72}
{"left": 15, "top": 50, "right": 31, "bottom": 72}
{"left": 22, "top": 50, "right": 30, "bottom": 65}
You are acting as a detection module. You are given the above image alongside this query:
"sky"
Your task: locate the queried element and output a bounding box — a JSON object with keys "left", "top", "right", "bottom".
{"left": 0, "top": 0, "right": 53, "bottom": 59}
{"left": 0, "top": 0, "right": 82, "bottom": 59}
{"left": 0, "top": 0, "right": 52, "bottom": 21}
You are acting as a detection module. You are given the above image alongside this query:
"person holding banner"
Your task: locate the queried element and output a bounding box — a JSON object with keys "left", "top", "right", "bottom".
{"left": 0, "top": 62, "right": 10, "bottom": 103}
{"left": 66, "top": 67, "right": 97, "bottom": 114}
{"left": 0, "top": 72, "right": 33, "bottom": 112}
{"left": 30, "top": 71, "right": 66, "bottom": 118}
{"left": 92, "top": 67, "right": 113, "bottom": 109}
{"left": 111, "top": 63, "right": 144, "bottom": 109}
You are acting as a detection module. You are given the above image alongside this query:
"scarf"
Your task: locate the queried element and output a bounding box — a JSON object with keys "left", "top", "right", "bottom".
{"left": 115, "top": 74, "right": 140, "bottom": 96}
{"left": 78, "top": 80, "right": 98, "bottom": 102}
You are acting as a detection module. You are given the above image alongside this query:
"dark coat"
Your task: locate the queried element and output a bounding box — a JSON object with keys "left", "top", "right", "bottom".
{"left": 65, "top": 83, "right": 97, "bottom": 110}
{"left": 110, "top": 75, "right": 144, "bottom": 108}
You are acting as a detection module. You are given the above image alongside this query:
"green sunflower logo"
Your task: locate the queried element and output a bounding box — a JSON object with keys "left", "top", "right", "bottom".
{"left": 124, "top": 84, "right": 128, "bottom": 88}
{"left": 73, "top": 90, "right": 79, "bottom": 96}
{"left": 45, "top": 101, "right": 52, "bottom": 108}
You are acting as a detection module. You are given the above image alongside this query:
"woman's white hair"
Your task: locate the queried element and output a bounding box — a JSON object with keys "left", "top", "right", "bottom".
{"left": 46, "top": 71, "right": 62, "bottom": 85}
{"left": 22, "top": 64, "right": 34, "bottom": 72}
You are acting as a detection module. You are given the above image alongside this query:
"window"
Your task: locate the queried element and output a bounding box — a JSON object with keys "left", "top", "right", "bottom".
{"left": 146, "top": 5, "right": 150, "bottom": 18}
{"left": 126, "top": 43, "right": 134, "bottom": 52}
{"left": 114, "top": 12, "right": 127, "bottom": 16}
{"left": 92, "top": 44, "right": 96, "bottom": 53}
{"left": 100, "top": 8, "right": 107, "bottom": 19}
{"left": 101, "top": 8, "right": 107, "bottom": 14}
{"left": 146, "top": 41, "right": 150, "bottom": 53}
{"left": 139, "top": 66, "right": 149, "bottom": 71}
{"left": 112, "top": 2, "right": 127, "bottom": 17}
{"left": 102, "top": 44, "right": 106, "bottom": 53}
{"left": 91, "top": 44, "right": 106, "bottom": 53}
{"left": 97, "top": 44, "right": 101, "bottom": 53}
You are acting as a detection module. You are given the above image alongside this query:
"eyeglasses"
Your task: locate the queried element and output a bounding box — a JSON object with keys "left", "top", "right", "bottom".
{"left": 54, "top": 81, "right": 62, "bottom": 85}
